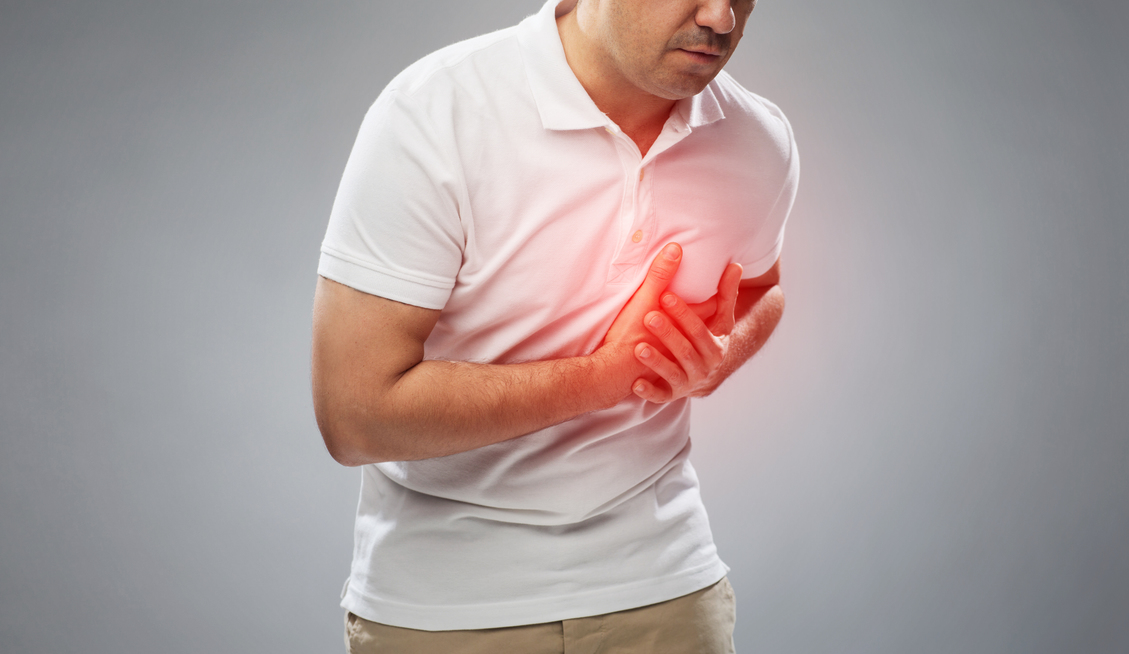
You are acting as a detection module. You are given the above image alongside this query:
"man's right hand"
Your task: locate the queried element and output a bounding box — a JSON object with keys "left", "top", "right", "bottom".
{"left": 598, "top": 242, "right": 724, "bottom": 392}
{"left": 601, "top": 243, "right": 684, "bottom": 360}
{"left": 599, "top": 243, "right": 754, "bottom": 402}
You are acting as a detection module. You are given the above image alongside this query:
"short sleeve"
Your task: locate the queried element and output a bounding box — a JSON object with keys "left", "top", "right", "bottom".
{"left": 319, "top": 88, "right": 466, "bottom": 310}
{"left": 737, "top": 98, "right": 800, "bottom": 280}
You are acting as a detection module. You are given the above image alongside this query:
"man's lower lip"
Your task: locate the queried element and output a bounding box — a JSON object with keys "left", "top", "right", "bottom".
{"left": 678, "top": 49, "right": 721, "bottom": 63}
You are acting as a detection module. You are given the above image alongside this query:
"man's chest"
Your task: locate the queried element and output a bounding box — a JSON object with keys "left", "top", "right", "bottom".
{"left": 424, "top": 125, "right": 777, "bottom": 363}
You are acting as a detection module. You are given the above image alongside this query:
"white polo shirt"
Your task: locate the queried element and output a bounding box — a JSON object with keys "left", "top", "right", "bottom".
{"left": 319, "top": 0, "right": 799, "bottom": 631}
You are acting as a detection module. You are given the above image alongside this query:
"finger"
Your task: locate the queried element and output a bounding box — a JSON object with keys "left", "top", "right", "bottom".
{"left": 600, "top": 243, "right": 682, "bottom": 352}
{"left": 636, "top": 243, "right": 682, "bottom": 302}
{"left": 687, "top": 296, "right": 718, "bottom": 322}
{"left": 660, "top": 292, "right": 725, "bottom": 370}
{"left": 632, "top": 377, "right": 673, "bottom": 404}
{"left": 634, "top": 343, "right": 687, "bottom": 397}
{"left": 642, "top": 311, "right": 708, "bottom": 381}
{"left": 710, "top": 263, "right": 743, "bottom": 336}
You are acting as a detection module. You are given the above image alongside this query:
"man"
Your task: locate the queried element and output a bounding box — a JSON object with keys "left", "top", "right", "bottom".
{"left": 312, "top": 0, "right": 798, "bottom": 650}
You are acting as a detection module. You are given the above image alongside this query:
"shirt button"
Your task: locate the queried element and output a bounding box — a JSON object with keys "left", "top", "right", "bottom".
{"left": 631, "top": 230, "right": 643, "bottom": 243}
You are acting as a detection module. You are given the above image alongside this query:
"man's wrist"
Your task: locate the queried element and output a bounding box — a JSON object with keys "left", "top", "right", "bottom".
{"left": 590, "top": 341, "right": 645, "bottom": 407}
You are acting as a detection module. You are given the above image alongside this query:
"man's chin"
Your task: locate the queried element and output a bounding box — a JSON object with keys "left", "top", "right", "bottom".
{"left": 650, "top": 74, "right": 717, "bottom": 101}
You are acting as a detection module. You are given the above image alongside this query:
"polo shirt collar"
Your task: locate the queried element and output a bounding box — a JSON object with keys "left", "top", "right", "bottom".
{"left": 518, "top": 0, "right": 726, "bottom": 132}
{"left": 679, "top": 82, "right": 725, "bottom": 128}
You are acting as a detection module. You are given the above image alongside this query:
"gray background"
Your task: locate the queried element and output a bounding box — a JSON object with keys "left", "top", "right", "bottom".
{"left": 1, "top": 0, "right": 1126, "bottom": 651}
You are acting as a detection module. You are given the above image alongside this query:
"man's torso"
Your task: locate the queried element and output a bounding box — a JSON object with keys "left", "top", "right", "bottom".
{"left": 319, "top": 0, "right": 798, "bottom": 631}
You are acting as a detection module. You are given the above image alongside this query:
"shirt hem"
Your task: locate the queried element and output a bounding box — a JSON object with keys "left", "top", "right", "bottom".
{"left": 340, "top": 558, "right": 730, "bottom": 632}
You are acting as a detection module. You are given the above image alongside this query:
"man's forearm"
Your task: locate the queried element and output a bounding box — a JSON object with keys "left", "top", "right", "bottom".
{"left": 314, "top": 244, "right": 738, "bottom": 465}
{"left": 695, "top": 282, "right": 785, "bottom": 395}
{"left": 313, "top": 246, "right": 686, "bottom": 466}
{"left": 345, "top": 281, "right": 784, "bottom": 463}
{"left": 326, "top": 344, "right": 641, "bottom": 465}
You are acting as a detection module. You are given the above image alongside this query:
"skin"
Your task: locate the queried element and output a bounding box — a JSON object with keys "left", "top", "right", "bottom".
{"left": 559, "top": 0, "right": 756, "bottom": 155}
{"left": 315, "top": 245, "right": 712, "bottom": 463}
{"left": 313, "top": 249, "right": 783, "bottom": 465}
{"left": 312, "top": 0, "right": 784, "bottom": 465}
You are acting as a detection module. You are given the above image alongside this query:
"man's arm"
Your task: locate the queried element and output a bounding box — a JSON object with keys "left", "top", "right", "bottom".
{"left": 629, "top": 258, "right": 785, "bottom": 403}
{"left": 311, "top": 244, "right": 688, "bottom": 466}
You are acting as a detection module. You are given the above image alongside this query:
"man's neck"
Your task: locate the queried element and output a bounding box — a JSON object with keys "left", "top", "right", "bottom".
{"left": 556, "top": 10, "right": 676, "bottom": 157}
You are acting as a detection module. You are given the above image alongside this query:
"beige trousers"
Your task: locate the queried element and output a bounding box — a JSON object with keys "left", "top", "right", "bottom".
{"left": 345, "top": 578, "right": 736, "bottom": 654}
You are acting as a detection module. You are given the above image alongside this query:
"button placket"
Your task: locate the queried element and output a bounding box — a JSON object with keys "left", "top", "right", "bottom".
{"left": 627, "top": 163, "right": 651, "bottom": 250}
{"left": 603, "top": 124, "right": 660, "bottom": 283}
{"left": 602, "top": 125, "right": 639, "bottom": 282}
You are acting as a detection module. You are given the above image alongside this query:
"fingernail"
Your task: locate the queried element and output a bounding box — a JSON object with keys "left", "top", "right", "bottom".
{"left": 638, "top": 346, "right": 651, "bottom": 359}
{"left": 663, "top": 244, "right": 680, "bottom": 260}
{"left": 662, "top": 294, "right": 676, "bottom": 307}
{"left": 634, "top": 382, "right": 646, "bottom": 394}
{"left": 649, "top": 315, "right": 663, "bottom": 328}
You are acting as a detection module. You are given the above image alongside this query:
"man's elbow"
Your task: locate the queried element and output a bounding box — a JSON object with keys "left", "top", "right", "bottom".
{"left": 314, "top": 406, "right": 395, "bottom": 467}
{"left": 321, "top": 429, "right": 369, "bottom": 467}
